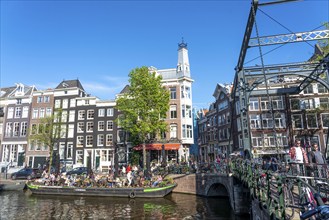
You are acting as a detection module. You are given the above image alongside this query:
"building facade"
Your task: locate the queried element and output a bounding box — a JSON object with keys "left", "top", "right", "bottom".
{"left": 0, "top": 84, "right": 36, "bottom": 168}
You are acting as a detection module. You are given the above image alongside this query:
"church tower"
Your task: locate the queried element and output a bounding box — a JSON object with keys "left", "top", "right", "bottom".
{"left": 177, "top": 39, "right": 191, "bottom": 78}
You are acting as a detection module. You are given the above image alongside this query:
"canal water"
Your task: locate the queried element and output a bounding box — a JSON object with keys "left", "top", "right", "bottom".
{"left": 0, "top": 190, "right": 248, "bottom": 219}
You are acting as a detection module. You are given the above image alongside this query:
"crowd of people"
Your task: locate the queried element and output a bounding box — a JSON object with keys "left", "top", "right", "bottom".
{"left": 33, "top": 164, "right": 170, "bottom": 188}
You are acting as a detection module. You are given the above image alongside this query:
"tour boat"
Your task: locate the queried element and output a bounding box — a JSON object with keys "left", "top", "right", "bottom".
{"left": 26, "top": 183, "right": 176, "bottom": 198}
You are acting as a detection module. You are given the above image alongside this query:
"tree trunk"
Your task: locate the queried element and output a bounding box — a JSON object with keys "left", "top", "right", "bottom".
{"left": 143, "top": 142, "right": 146, "bottom": 172}
{"left": 48, "top": 146, "right": 53, "bottom": 174}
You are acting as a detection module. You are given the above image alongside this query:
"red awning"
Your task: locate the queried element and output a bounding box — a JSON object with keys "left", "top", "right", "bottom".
{"left": 133, "top": 143, "right": 180, "bottom": 151}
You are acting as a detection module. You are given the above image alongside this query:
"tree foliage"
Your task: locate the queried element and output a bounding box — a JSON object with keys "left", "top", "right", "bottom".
{"left": 28, "top": 109, "right": 65, "bottom": 173}
{"left": 116, "top": 66, "right": 170, "bottom": 143}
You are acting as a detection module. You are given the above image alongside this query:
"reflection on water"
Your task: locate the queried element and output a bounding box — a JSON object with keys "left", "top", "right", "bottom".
{"left": 0, "top": 190, "right": 247, "bottom": 219}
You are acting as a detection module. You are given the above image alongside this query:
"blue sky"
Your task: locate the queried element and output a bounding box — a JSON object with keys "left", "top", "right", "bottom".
{"left": 1, "top": 0, "right": 328, "bottom": 109}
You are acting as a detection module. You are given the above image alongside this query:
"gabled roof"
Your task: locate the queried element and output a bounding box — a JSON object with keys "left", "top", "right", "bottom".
{"left": 55, "top": 79, "right": 85, "bottom": 91}
{"left": 1, "top": 84, "right": 36, "bottom": 98}
{"left": 119, "top": 85, "right": 130, "bottom": 94}
{"left": 0, "top": 86, "right": 16, "bottom": 98}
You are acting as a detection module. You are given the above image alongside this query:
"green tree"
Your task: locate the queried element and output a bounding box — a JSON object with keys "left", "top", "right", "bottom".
{"left": 116, "top": 66, "right": 170, "bottom": 171}
{"left": 28, "top": 109, "right": 65, "bottom": 174}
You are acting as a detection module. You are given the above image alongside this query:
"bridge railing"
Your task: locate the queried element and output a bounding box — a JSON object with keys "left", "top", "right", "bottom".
{"left": 229, "top": 158, "right": 329, "bottom": 220}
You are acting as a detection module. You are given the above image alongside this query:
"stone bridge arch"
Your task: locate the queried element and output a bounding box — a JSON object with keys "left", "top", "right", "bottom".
{"left": 169, "top": 173, "right": 250, "bottom": 215}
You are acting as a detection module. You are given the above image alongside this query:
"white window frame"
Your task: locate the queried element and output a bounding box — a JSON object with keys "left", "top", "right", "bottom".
{"left": 98, "top": 121, "right": 105, "bottom": 131}
{"left": 98, "top": 109, "right": 105, "bottom": 117}
{"left": 107, "top": 108, "right": 114, "bottom": 116}
{"left": 97, "top": 134, "right": 104, "bottom": 146}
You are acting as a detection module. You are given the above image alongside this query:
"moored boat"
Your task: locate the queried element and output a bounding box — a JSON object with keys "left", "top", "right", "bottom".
{"left": 27, "top": 183, "right": 176, "bottom": 198}
{"left": 0, "top": 180, "right": 26, "bottom": 191}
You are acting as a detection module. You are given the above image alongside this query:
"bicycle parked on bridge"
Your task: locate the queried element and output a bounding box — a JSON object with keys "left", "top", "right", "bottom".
{"left": 300, "top": 193, "right": 329, "bottom": 220}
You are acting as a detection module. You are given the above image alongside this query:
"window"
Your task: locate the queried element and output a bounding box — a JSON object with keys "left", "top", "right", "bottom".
{"left": 303, "top": 84, "right": 313, "bottom": 94}
{"left": 61, "top": 111, "right": 67, "bottom": 122}
{"left": 39, "top": 108, "right": 45, "bottom": 118}
{"left": 87, "top": 110, "right": 94, "bottom": 119}
{"left": 5, "top": 122, "right": 13, "bottom": 137}
{"left": 67, "top": 143, "right": 73, "bottom": 159}
{"left": 62, "top": 99, "right": 68, "bottom": 109}
{"left": 59, "top": 143, "right": 65, "bottom": 159}
{"left": 98, "top": 121, "right": 105, "bottom": 131}
{"left": 170, "top": 87, "right": 176, "bottom": 99}
{"left": 262, "top": 113, "right": 273, "bottom": 128}
{"left": 44, "top": 96, "right": 50, "bottom": 103}
{"left": 306, "top": 113, "right": 318, "bottom": 128}
{"left": 78, "top": 122, "right": 84, "bottom": 133}
{"left": 15, "top": 107, "right": 22, "bottom": 118}
{"left": 218, "top": 100, "right": 228, "bottom": 111}
{"left": 55, "top": 99, "right": 61, "bottom": 108}
{"left": 251, "top": 133, "right": 263, "bottom": 147}
{"left": 106, "top": 134, "right": 113, "bottom": 146}
{"left": 13, "top": 122, "right": 20, "bottom": 136}
{"left": 249, "top": 97, "right": 259, "bottom": 111}
{"left": 70, "top": 98, "right": 76, "bottom": 107}
{"left": 272, "top": 96, "right": 284, "bottom": 109}
{"left": 20, "top": 122, "right": 27, "bottom": 136}
{"left": 249, "top": 114, "right": 261, "bottom": 129}
{"left": 182, "top": 124, "right": 186, "bottom": 138}
{"left": 170, "top": 124, "right": 177, "bottom": 138}
{"left": 32, "top": 108, "right": 38, "bottom": 119}
{"left": 274, "top": 112, "right": 286, "bottom": 128}
{"left": 182, "top": 105, "right": 186, "bottom": 118}
{"left": 22, "top": 106, "right": 29, "bottom": 118}
{"left": 260, "top": 97, "right": 270, "bottom": 110}
{"left": 321, "top": 113, "right": 329, "bottom": 128}
{"left": 319, "top": 98, "right": 329, "bottom": 109}
{"left": 77, "top": 136, "right": 84, "bottom": 147}
{"left": 107, "top": 120, "right": 113, "bottom": 130}
{"left": 170, "top": 105, "right": 177, "bottom": 119}
{"left": 101, "top": 150, "right": 112, "bottom": 162}
{"left": 31, "top": 124, "right": 37, "bottom": 135}
{"left": 68, "top": 124, "right": 74, "bottom": 138}
{"left": 46, "top": 108, "right": 52, "bottom": 117}
{"left": 16, "top": 99, "right": 22, "bottom": 104}
{"left": 37, "top": 96, "right": 43, "bottom": 103}
{"left": 291, "top": 115, "right": 303, "bottom": 129}
{"left": 186, "top": 105, "right": 192, "bottom": 118}
{"left": 78, "top": 110, "right": 85, "bottom": 120}
{"left": 7, "top": 107, "right": 14, "bottom": 119}
{"left": 86, "top": 135, "right": 93, "bottom": 146}
{"left": 69, "top": 110, "right": 75, "bottom": 122}
{"left": 181, "top": 85, "right": 191, "bottom": 99}
{"left": 107, "top": 108, "right": 114, "bottom": 116}
{"left": 87, "top": 122, "right": 93, "bottom": 132}
{"left": 290, "top": 99, "right": 301, "bottom": 110}
{"left": 302, "top": 99, "right": 314, "bottom": 109}
{"left": 76, "top": 150, "right": 83, "bottom": 164}
{"left": 98, "top": 134, "right": 104, "bottom": 146}
{"left": 98, "top": 109, "right": 105, "bottom": 117}
{"left": 186, "top": 125, "right": 193, "bottom": 138}
{"left": 318, "top": 84, "right": 328, "bottom": 93}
